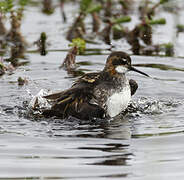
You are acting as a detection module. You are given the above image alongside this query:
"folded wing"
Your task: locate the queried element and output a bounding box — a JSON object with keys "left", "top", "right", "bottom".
{"left": 43, "top": 73, "right": 105, "bottom": 120}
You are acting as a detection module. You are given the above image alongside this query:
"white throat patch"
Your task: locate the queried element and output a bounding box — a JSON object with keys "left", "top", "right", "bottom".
{"left": 115, "top": 66, "right": 128, "bottom": 74}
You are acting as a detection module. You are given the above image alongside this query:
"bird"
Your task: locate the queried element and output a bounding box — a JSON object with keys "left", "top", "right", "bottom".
{"left": 42, "top": 51, "right": 149, "bottom": 120}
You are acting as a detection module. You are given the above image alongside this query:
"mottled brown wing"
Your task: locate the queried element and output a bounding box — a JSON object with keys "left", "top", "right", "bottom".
{"left": 72, "top": 72, "right": 101, "bottom": 86}
{"left": 44, "top": 72, "right": 101, "bottom": 101}
{"left": 42, "top": 86, "right": 105, "bottom": 119}
{"left": 43, "top": 80, "right": 91, "bottom": 101}
{"left": 42, "top": 72, "right": 104, "bottom": 119}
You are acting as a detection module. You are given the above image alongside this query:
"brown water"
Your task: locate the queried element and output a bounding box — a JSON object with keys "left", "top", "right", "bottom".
{"left": 0, "top": 2, "right": 184, "bottom": 180}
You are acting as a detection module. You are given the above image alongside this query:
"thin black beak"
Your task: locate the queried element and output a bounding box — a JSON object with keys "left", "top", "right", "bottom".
{"left": 129, "top": 66, "right": 149, "bottom": 77}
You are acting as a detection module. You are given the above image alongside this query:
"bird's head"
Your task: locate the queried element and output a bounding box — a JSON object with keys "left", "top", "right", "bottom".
{"left": 104, "top": 51, "right": 149, "bottom": 77}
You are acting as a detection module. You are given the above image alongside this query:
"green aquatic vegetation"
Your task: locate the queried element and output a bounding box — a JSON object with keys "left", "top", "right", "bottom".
{"left": 87, "top": 4, "right": 102, "bottom": 14}
{"left": 0, "top": 15, "right": 6, "bottom": 35}
{"left": 67, "top": 0, "right": 103, "bottom": 41}
{"left": 80, "top": 0, "right": 92, "bottom": 13}
{"left": 100, "top": 15, "right": 131, "bottom": 44}
{"left": 139, "top": 0, "right": 170, "bottom": 20}
{"left": 0, "top": 62, "right": 4, "bottom": 68}
{"left": 131, "top": 0, "right": 169, "bottom": 55}
{"left": 126, "top": 26, "right": 141, "bottom": 55}
{"left": 69, "top": 38, "right": 86, "bottom": 55}
{"left": 34, "top": 32, "right": 47, "bottom": 56}
{"left": 7, "top": 11, "right": 26, "bottom": 63}
{"left": 159, "top": 0, "right": 169, "bottom": 4}
{"left": 1, "top": 0, "right": 178, "bottom": 66}
{"left": 0, "top": 0, "right": 13, "bottom": 35}
{"left": 147, "top": 18, "right": 166, "bottom": 25}
{"left": 17, "top": 76, "right": 28, "bottom": 86}
{"left": 42, "top": 0, "right": 54, "bottom": 15}
{"left": 0, "top": 0, "right": 30, "bottom": 66}
{"left": 163, "top": 43, "right": 174, "bottom": 56}
{"left": 112, "top": 24, "right": 127, "bottom": 40}
{"left": 66, "top": 0, "right": 177, "bottom": 57}
{"left": 111, "top": 16, "right": 131, "bottom": 24}
{"left": 40, "top": 32, "right": 47, "bottom": 56}
{"left": 139, "top": 23, "right": 152, "bottom": 45}
{"left": 0, "top": 0, "right": 13, "bottom": 13}
{"left": 0, "top": 62, "right": 6, "bottom": 76}
{"left": 61, "top": 38, "right": 86, "bottom": 72}
{"left": 0, "top": 0, "right": 29, "bottom": 14}
{"left": 19, "top": 0, "right": 29, "bottom": 7}
{"left": 125, "top": 18, "right": 167, "bottom": 55}
{"left": 65, "top": 0, "right": 170, "bottom": 55}
{"left": 176, "top": 24, "right": 184, "bottom": 35}
{"left": 136, "top": 17, "right": 165, "bottom": 52}
{"left": 0, "top": 62, "right": 5, "bottom": 69}
{"left": 80, "top": 0, "right": 102, "bottom": 15}
{"left": 119, "top": 0, "right": 133, "bottom": 15}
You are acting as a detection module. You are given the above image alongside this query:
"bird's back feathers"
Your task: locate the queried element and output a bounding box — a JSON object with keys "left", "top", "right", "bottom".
{"left": 43, "top": 72, "right": 105, "bottom": 119}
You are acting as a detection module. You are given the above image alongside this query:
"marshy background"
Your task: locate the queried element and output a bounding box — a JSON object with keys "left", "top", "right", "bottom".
{"left": 0, "top": 0, "right": 184, "bottom": 179}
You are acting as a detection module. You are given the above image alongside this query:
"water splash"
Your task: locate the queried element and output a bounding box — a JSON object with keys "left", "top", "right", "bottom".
{"left": 126, "top": 97, "right": 182, "bottom": 117}
{"left": 28, "top": 89, "right": 52, "bottom": 110}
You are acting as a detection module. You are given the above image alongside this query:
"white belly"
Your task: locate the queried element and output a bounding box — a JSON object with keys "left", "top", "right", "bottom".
{"left": 106, "top": 86, "right": 131, "bottom": 117}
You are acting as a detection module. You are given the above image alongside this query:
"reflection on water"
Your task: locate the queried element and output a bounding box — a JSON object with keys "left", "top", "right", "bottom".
{"left": 0, "top": 134, "right": 132, "bottom": 179}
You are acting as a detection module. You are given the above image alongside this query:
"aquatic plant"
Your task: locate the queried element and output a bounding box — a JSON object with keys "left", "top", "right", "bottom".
{"left": 67, "top": 0, "right": 102, "bottom": 41}
{"left": 139, "top": 0, "right": 170, "bottom": 20}
{"left": 0, "top": 14, "right": 6, "bottom": 36}
{"left": 17, "top": 76, "right": 28, "bottom": 86}
{"left": 42, "top": 0, "right": 54, "bottom": 15}
{"left": 126, "top": 17, "right": 167, "bottom": 56}
{"left": 64, "top": 0, "right": 173, "bottom": 56}
{"left": 0, "top": 0, "right": 30, "bottom": 66}
{"left": 119, "top": 0, "right": 134, "bottom": 15}
{"left": 69, "top": 38, "right": 86, "bottom": 55}
{"left": 176, "top": 24, "right": 184, "bottom": 36}
{"left": 100, "top": 16, "right": 131, "bottom": 45}
{"left": 0, "top": 62, "right": 5, "bottom": 76}
{"left": 34, "top": 32, "right": 48, "bottom": 56}
{"left": 163, "top": 43, "right": 174, "bottom": 56}
{"left": 0, "top": 1, "right": 10, "bottom": 51}
{"left": 61, "top": 38, "right": 86, "bottom": 70}
{"left": 119, "top": 0, "right": 171, "bottom": 55}
{"left": 60, "top": 0, "right": 67, "bottom": 22}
